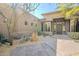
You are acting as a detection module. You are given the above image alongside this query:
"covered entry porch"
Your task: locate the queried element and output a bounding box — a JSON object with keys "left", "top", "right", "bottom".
{"left": 41, "top": 18, "right": 70, "bottom": 34}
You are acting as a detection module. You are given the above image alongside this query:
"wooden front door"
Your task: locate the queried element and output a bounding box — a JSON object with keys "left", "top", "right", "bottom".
{"left": 56, "top": 24, "right": 62, "bottom": 34}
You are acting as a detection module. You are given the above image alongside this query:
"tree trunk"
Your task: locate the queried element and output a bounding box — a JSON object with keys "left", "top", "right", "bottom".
{"left": 7, "top": 22, "right": 13, "bottom": 46}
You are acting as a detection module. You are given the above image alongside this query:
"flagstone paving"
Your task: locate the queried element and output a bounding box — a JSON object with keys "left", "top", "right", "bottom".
{"left": 10, "top": 36, "right": 57, "bottom": 56}
{"left": 0, "top": 35, "right": 79, "bottom": 56}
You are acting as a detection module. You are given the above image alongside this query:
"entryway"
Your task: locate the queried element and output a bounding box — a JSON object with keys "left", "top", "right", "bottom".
{"left": 56, "top": 24, "right": 62, "bottom": 34}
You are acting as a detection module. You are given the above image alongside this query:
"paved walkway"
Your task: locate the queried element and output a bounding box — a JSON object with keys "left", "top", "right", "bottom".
{"left": 1, "top": 35, "right": 79, "bottom": 56}
{"left": 57, "top": 39, "right": 79, "bottom": 56}
{"left": 10, "top": 36, "right": 57, "bottom": 56}
{"left": 53, "top": 35, "right": 79, "bottom": 56}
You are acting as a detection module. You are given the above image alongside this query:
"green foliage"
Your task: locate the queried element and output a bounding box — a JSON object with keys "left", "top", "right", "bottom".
{"left": 0, "top": 34, "right": 5, "bottom": 40}
{"left": 0, "top": 33, "right": 12, "bottom": 45}
{"left": 57, "top": 3, "right": 79, "bottom": 18}
{"left": 38, "top": 31, "right": 42, "bottom": 35}
{"left": 68, "top": 32, "right": 79, "bottom": 40}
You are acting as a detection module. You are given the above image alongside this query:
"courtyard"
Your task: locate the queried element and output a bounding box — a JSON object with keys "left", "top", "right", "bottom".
{"left": 0, "top": 3, "right": 79, "bottom": 56}
{"left": 0, "top": 35, "right": 79, "bottom": 56}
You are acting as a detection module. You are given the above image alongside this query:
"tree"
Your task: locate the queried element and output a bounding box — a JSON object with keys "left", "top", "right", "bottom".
{"left": 10, "top": 3, "right": 40, "bottom": 12}
{"left": 0, "top": 3, "right": 40, "bottom": 45}
{"left": 57, "top": 3, "right": 79, "bottom": 18}
{"left": 0, "top": 11, "right": 13, "bottom": 45}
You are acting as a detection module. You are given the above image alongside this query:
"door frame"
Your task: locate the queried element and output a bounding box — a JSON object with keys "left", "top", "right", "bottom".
{"left": 56, "top": 23, "right": 63, "bottom": 34}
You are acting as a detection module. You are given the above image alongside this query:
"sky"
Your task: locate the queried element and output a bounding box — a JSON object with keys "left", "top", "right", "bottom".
{"left": 30, "top": 3, "right": 57, "bottom": 19}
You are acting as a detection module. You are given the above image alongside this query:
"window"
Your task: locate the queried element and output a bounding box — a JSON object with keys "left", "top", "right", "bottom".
{"left": 25, "top": 21, "right": 27, "bottom": 25}
{"left": 48, "top": 26, "right": 50, "bottom": 31}
{"left": 44, "top": 24, "right": 47, "bottom": 31}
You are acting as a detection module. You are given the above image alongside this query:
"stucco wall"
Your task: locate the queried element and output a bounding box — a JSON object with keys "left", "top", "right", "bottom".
{"left": 0, "top": 4, "right": 40, "bottom": 37}
{"left": 0, "top": 4, "right": 14, "bottom": 37}
{"left": 43, "top": 11, "right": 65, "bottom": 21}
{"left": 15, "top": 8, "right": 40, "bottom": 35}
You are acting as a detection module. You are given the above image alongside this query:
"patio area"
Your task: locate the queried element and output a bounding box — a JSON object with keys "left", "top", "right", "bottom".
{"left": 0, "top": 35, "right": 79, "bottom": 56}
{"left": 10, "top": 36, "right": 57, "bottom": 56}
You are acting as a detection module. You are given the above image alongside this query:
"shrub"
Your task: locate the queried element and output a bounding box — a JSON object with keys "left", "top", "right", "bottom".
{"left": 37, "top": 31, "right": 42, "bottom": 35}
{"left": 0, "top": 34, "right": 12, "bottom": 45}
{"left": 67, "top": 32, "right": 79, "bottom": 40}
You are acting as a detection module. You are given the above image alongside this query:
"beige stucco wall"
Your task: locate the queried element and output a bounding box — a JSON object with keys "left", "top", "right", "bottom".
{"left": 0, "top": 4, "right": 40, "bottom": 37}
{"left": 43, "top": 11, "right": 65, "bottom": 21}
{"left": 14, "top": 8, "right": 40, "bottom": 35}
{"left": 0, "top": 4, "right": 15, "bottom": 37}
